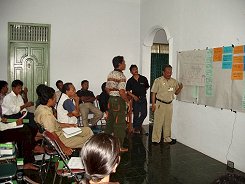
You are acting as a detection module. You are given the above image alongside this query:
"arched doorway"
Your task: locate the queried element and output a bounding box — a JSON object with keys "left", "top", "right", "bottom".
{"left": 141, "top": 26, "right": 172, "bottom": 123}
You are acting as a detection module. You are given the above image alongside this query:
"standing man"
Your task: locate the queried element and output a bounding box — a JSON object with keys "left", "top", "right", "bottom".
{"left": 126, "top": 65, "right": 149, "bottom": 134}
{"left": 151, "top": 65, "right": 183, "bottom": 144}
{"left": 106, "top": 56, "right": 130, "bottom": 152}
{"left": 77, "top": 80, "right": 103, "bottom": 127}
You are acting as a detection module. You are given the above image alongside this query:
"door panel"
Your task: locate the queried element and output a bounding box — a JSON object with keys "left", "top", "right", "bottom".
{"left": 10, "top": 42, "right": 49, "bottom": 102}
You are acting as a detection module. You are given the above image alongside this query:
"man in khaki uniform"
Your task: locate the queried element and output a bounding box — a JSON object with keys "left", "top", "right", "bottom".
{"left": 151, "top": 65, "right": 183, "bottom": 144}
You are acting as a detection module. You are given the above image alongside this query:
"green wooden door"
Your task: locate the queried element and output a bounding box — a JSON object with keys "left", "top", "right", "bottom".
{"left": 149, "top": 53, "right": 169, "bottom": 121}
{"left": 9, "top": 42, "right": 49, "bottom": 102}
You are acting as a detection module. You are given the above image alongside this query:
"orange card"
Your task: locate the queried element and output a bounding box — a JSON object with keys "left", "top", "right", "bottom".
{"left": 233, "top": 45, "right": 244, "bottom": 54}
{"left": 231, "top": 72, "right": 243, "bottom": 80}
{"left": 213, "top": 47, "right": 222, "bottom": 62}
{"left": 232, "top": 63, "right": 243, "bottom": 71}
{"left": 233, "top": 56, "right": 244, "bottom": 63}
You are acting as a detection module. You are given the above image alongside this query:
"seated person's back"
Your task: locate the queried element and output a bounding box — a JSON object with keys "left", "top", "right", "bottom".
{"left": 81, "top": 133, "right": 120, "bottom": 184}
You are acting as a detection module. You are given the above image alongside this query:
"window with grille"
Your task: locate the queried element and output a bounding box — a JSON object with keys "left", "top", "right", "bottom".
{"left": 9, "top": 22, "right": 50, "bottom": 43}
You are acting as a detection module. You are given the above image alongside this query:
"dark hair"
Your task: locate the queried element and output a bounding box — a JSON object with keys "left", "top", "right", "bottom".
{"left": 81, "top": 133, "right": 120, "bottom": 183}
{"left": 101, "top": 82, "right": 107, "bottom": 92}
{"left": 0, "top": 80, "right": 8, "bottom": 91}
{"left": 36, "top": 84, "right": 55, "bottom": 105}
{"left": 62, "top": 82, "right": 73, "bottom": 93}
{"left": 56, "top": 80, "right": 63, "bottom": 88}
{"left": 36, "top": 84, "right": 46, "bottom": 97}
{"left": 81, "top": 80, "right": 89, "bottom": 85}
{"left": 12, "top": 80, "right": 23, "bottom": 88}
{"left": 162, "top": 64, "right": 172, "bottom": 72}
{"left": 112, "top": 56, "right": 124, "bottom": 69}
{"left": 211, "top": 173, "right": 245, "bottom": 184}
{"left": 129, "top": 64, "right": 137, "bottom": 72}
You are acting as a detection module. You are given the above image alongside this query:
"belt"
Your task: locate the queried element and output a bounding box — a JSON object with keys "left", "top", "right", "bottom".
{"left": 156, "top": 98, "right": 172, "bottom": 104}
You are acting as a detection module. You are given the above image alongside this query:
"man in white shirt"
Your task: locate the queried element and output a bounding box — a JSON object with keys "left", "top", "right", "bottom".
{"left": 2, "top": 80, "right": 36, "bottom": 129}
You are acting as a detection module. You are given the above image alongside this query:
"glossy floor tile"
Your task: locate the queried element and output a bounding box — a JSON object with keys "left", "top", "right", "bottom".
{"left": 22, "top": 124, "right": 245, "bottom": 184}
{"left": 110, "top": 124, "right": 245, "bottom": 184}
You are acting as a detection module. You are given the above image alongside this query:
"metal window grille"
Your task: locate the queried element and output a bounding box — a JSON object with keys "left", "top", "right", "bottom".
{"left": 9, "top": 23, "right": 50, "bottom": 42}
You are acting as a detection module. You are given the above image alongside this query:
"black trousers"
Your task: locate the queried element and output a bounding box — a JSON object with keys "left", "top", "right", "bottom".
{"left": 0, "top": 125, "right": 36, "bottom": 164}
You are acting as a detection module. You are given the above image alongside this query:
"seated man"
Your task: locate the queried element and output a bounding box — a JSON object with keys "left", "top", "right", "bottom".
{"left": 55, "top": 80, "right": 63, "bottom": 103}
{"left": 56, "top": 82, "right": 80, "bottom": 125}
{"left": 0, "top": 80, "right": 42, "bottom": 170}
{"left": 35, "top": 84, "right": 93, "bottom": 153}
{"left": 97, "top": 82, "right": 109, "bottom": 113}
{"left": 1, "top": 80, "right": 37, "bottom": 131}
{"left": 77, "top": 80, "right": 103, "bottom": 127}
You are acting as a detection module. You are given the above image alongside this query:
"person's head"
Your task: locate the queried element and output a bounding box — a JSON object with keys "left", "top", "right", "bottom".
{"left": 12, "top": 80, "right": 23, "bottom": 95}
{"left": 36, "top": 85, "right": 56, "bottom": 107}
{"left": 112, "top": 56, "right": 126, "bottom": 71}
{"left": 129, "top": 64, "right": 138, "bottom": 75}
{"left": 211, "top": 173, "right": 245, "bottom": 184}
{"left": 62, "top": 82, "right": 76, "bottom": 97}
{"left": 56, "top": 80, "right": 63, "bottom": 91}
{"left": 81, "top": 80, "right": 89, "bottom": 90}
{"left": 0, "top": 80, "right": 8, "bottom": 95}
{"left": 101, "top": 82, "right": 107, "bottom": 92}
{"left": 162, "top": 65, "right": 172, "bottom": 80}
{"left": 81, "top": 133, "right": 120, "bottom": 183}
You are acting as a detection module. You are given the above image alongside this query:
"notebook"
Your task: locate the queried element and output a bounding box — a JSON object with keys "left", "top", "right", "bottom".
{"left": 62, "top": 127, "right": 82, "bottom": 138}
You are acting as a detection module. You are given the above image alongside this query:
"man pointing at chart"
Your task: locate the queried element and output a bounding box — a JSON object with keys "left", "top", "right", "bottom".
{"left": 151, "top": 65, "right": 183, "bottom": 145}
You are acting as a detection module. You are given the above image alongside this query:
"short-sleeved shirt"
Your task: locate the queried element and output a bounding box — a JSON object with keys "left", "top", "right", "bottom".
{"left": 76, "top": 89, "right": 95, "bottom": 104}
{"left": 151, "top": 76, "right": 179, "bottom": 102}
{"left": 2, "top": 91, "right": 26, "bottom": 115}
{"left": 126, "top": 75, "right": 149, "bottom": 98}
{"left": 106, "top": 69, "right": 126, "bottom": 96}
{"left": 63, "top": 99, "right": 75, "bottom": 112}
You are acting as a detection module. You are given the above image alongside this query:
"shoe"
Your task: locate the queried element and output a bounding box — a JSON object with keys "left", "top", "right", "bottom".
{"left": 152, "top": 142, "right": 159, "bottom": 146}
{"left": 169, "top": 139, "right": 177, "bottom": 145}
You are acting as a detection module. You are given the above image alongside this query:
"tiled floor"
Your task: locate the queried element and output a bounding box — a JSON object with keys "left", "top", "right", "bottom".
{"left": 110, "top": 124, "right": 245, "bottom": 184}
{"left": 22, "top": 124, "right": 245, "bottom": 184}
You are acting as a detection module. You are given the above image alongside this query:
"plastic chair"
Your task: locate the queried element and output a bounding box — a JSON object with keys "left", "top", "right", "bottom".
{"left": 43, "top": 131, "right": 85, "bottom": 184}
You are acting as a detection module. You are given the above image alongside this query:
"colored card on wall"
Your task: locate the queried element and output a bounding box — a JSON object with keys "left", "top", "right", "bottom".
{"left": 222, "top": 62, "right": 232, "bottom": 69}
{"left": 213, "top": 47, "right": 222, "bottom": 62}
{"left": 222, "top": 54, "right": 232, "bottom": 62}
{"left": 233, "top": 56, "right": 244, "bottom": 63}
{"left": 233, "top": 45, "right": 244, "bottom": 54}
{"left": 232, "top": 63, "right": 244, "bottom": 71}
{"left": 223, "top": 46, "right": 233, "bottom": 54}
{"left": 231, "top": 71, "right": 243, "bottom": 80}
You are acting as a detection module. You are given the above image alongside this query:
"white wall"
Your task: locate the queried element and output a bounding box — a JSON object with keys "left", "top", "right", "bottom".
{"left": 140, "top": 0, "right": 245, "bottom": 172}
{"left": 0, "top": 0, "right": 140, "bottom": 95}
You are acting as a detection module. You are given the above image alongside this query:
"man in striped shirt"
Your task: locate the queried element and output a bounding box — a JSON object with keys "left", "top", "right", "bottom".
{"left": 106, "top": 56, "right": 130, "bottom": 152}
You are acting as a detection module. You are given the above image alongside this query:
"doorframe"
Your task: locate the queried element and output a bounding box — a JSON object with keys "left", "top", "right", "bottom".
{"left": 140, "top": 25, "right": 173, "bottom": 124}
{"left": 7, "top": 22, "right": 51, "bottom": 93}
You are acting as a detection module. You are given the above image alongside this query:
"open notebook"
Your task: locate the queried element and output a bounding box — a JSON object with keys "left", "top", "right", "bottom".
{"left": 62, "top": 127, "right": 82, "bottom": 138}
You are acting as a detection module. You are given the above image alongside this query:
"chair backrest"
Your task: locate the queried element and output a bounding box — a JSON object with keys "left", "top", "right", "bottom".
{"left": 42, "top": 131, "right": 81, "bottom": 181}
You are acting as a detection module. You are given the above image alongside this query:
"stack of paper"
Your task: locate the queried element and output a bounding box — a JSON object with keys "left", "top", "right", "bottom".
{"left": 62, "top": 127, "right": 82, "bottom": 138}
{"left": 0, "top": 142, "right": 15, "bottom": 155}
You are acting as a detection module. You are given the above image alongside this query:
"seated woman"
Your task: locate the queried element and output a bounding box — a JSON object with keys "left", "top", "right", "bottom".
{"left": 81, "top": 133, "right": 120, "bottom": 184}
{"left": 34, "top": 85, "right": 93, "bottom": 155}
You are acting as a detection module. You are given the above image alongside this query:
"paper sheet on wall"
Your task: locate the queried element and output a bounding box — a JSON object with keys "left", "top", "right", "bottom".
{"left": 178, "top": 50, "right": 206, "bottom": 86}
